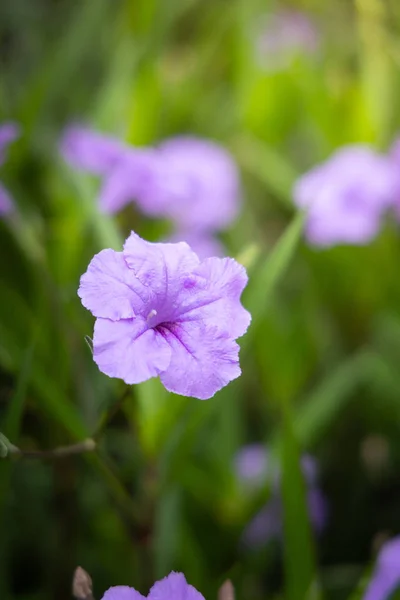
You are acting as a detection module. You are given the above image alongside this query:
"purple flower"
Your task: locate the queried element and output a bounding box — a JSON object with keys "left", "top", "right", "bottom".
{"left": 101, "top": 572, "right": 205, "bottom": 600}
{"left": 235, "top": 444, "right": 327, "bottom": 547}
{"left": 141, "top": 136, "right": 240, "bottom": 232}
{"left": 60, "top": 125, "right": 128, "bottom": 174}
{"left": 363, "top": 537, "right": 400, "bottom": 600}
{"left": 61, "top": 127, "right": 240, "bottom": 232}
{"left": 0, "top": 122, "right": 19, "bottom": 216}
{"left": 257, "top": 9, "right": 319, "bottom": 71}
{"left": 293, "top": 145, "right": 400, "bottom": 247}
{"left": 79, "top": 231, "right": 250, "bottom": 399}
{"left": 166, "top": 230, "right": 225, "bottom": 260}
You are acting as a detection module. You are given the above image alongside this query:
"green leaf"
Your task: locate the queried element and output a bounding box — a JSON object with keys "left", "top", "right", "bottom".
{"left": 243, "top": 212, "right": 305, "bottom": 352}
{"left": 280, "top": 401, "right": 317, "bottom": 600}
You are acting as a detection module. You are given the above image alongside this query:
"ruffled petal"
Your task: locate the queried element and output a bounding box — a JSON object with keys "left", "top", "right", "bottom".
{"left": 101, "top": 586, "right": 146, "bottom": 600}
{"left": 159, "top": 320, "right": 241, "bottom": 399}
{"left": 148, "top": 572, "right": 205, "bottom": 600}
{"left": 123, "top": 232, "right": 200, "bottom": 315}
{"left": 78, "top": 249, "right": 152, "bottom": 320}
{"left": 177, "top": 257, "right": 251, "bottom": 339}
{"left": 93, "top": 317, "right": 171, "bottom": 384}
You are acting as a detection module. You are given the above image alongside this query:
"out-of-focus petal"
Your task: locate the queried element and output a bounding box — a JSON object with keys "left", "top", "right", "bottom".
{"left": 61, "top": 125, "right": 127, "bottom": 174}
{"left": 141, "top": 136, "right": 240, "bottom": 231}
{"left": 0, "top": 122, "right": 19, "bottom": 164}
{"left": 363, "top": 537, "right": 400, "bottom": 600}
{"left": 167, "top": 230, "right": 225, "bottom": 260}
{"left": 0, "top": 183, "right": 14, "bottom": 216}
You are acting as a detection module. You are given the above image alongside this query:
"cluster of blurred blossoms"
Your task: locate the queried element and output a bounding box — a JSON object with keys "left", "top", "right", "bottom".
{"left": 101, "top": 572, "right": 205, "bottom": 600}
{"left": 79, "top": 232, "right": 250, "bottom": 399}
{"left": 294, "top": 143, "right": 400, "bottom": 248}
{"left": 61, "top": 125, "right": 240, "bottom": 259}
{"left": 0, "top": 122, "right": 19, "bottom": 216}
{"left": 235, "top": 444, "right": 327, "bottom": 547}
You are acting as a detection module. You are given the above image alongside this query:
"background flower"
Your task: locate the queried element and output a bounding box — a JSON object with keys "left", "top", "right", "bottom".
{"left": 0, "top": 122, "right": 19, "bottom": 216}
{"left": 293, "top": 146, "right": 400, "bottom": 247}
{"left": 362, "top": 537, "right": 400, "bottom": 600}
{"left": 235, "top": 445, "right": 327, "bottom": 547}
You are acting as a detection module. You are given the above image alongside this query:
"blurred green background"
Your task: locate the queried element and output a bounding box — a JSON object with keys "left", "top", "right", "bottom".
{"left": 2, "top": 1, "right": 400, "bottom": 599}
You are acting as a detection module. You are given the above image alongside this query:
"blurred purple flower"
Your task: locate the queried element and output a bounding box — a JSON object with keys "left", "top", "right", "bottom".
{"left": 61, "top": 127, "right": 240, "bottom": 234}
{"left": 257, "top": 9, "right": 319, "bottom": 71}
{"left": 363, "top": 537, "right": 400, "bottom": 600}
{"left": 167, "top": 230, "right": 225, "bottom": 260}
{"left": 143, "top": 136, "right": 240, "bottom": 232}
{"left": 0, "top": 122, "right": 19, "bottom": 216}
{"left": 79, "top": 231, "right": 250, "bottom": 399}
{"left": 101, "top": 572, "right": 205, "bottom": 600}
{"left": 293, "top": 145, "right": 400, "bottom": 247}
{"left": 235, "top": 444, "right": 327, "bottom": 547}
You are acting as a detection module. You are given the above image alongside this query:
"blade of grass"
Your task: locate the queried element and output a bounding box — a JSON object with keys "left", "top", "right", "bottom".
{"left": 242, "top": 212, "right": 305, "bottom": 353}
{"left": 280, "top": 398, "right": 317, "bottom": 600}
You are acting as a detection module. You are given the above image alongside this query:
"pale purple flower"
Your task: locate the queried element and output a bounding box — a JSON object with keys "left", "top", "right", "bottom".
{"left": 363, "top": 537, "right": 400, "bottom": 600}
{"left": 79, "top": 231, "right": 250, "bottom": 399}
{"left": 61, "top": 127, "right": 240, "bottom": 232}
{"left": 235, "top": 444, "right": 327, "bottom": 547}
{"left": 293, "top": 145, "right": 400, "bottom": 247}
{"left": 101, "top": 572, "right": 205, "bottom": 600}
{"left": 141, "top": 136, "right": 240, "bottom": 232}
{"left": 257, "top": 9, "right": 319, "bottom": 71}
{"left": 167, "top": 230, "right": 225, "bottom": 260}
{"left": 0, "top": 122, "right": 19, "bottom": 216}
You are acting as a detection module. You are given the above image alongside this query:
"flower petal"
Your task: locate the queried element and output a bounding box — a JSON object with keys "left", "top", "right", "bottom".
{"left": 0, "top": 183, "right": 14, "bottom": 216}
{"left": 78, "top": 249, "right": 152, "bottom": 320}
{"left": 0, "top": 122, "right": 19, "bottom": 165}
{"left": 148, "top": 572, "right": 205, "bottom": 600}
{"left": 363, "top": 537, "right": 400, "bottom": 600}
{"left": 166, "top": 230, "right": 225, "bottom": 259}
{"left": 98, "top": 152, "right": 157, "bottom": 214}
{"left": 154, "top": 136, "right": 240, "bottom": 231}
{"left": 93, "top": 317, "right": 171, "bottom": 384}
{"left": 123, "top": 232, "right": 200, "bottom": 315}
{"left": 159, "top": 320, "right": 241, "bottom": 399}
{"left": 101, "top": 586, "right": 146, "bottom": 600}
{"left": 177, "top": 257, "right": 251, "bottom": 339}
{"left": 60, "top": 125, "right": 127, "bottom": 174}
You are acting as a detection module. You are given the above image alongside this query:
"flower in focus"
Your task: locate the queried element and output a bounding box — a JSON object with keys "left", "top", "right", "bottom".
{"left": 0, "top": 122, "right": 19, "bottom": 216}
{"left": 61, "top": 127, "right": 240, "bottom": 235}
{"left": 101, "top": 572, "right": 205, "bottom": 600}
{"left": 235, "top": 444, "right": 327, "bottom": 547}
{"left": 293, "top": 145, "right": 400, "bottom": 247}
{"left": 362, "top": 536, "right": 400, "bottom": 600}
{"left": 79, "top": 231, "right": 250, "bottom": 399}
{"left": 256, "top": 9, "right": 319, "bottom": 72}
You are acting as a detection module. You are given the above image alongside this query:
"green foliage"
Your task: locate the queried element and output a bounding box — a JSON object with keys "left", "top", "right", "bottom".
{"left": 1, "top": 1, "right": 400, "bottom": 599}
